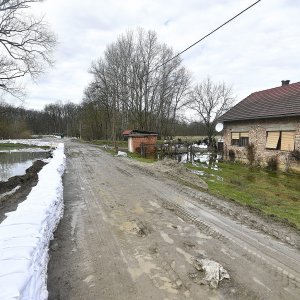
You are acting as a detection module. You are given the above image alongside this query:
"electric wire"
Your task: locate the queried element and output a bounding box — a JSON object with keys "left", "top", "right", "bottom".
{"left": 151, "top": 0, "right": 262, "bottom": 73}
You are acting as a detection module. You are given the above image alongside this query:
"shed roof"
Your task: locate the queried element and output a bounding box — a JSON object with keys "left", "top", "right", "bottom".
{"left": 122, "top": 129, "right": 133, "bottom": 136}
{"left": 122, "top": 129, "right": 158, "bottom": 137}
{"left": 219, "top": 81, "right": 300, "bottom": 122}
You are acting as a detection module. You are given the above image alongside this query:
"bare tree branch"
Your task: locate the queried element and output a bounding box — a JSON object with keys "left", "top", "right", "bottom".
{"left": 0, "top": 0, "right": 56, "bottom": 98}
{"left": 189, "top": 77, "right": 235, "bottom": 145}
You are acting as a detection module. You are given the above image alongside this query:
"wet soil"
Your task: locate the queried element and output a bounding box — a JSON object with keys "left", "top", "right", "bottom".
{"left": 0, "top": 160, "right": 47, "bottom": 223}
{"left": 128, "top": 158, "right": 300, "bottom": 248}
{"left": 48, "top": 141, "right": 300, "bottom": 300}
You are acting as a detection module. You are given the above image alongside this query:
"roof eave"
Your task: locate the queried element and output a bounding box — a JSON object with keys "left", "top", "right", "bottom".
{"left": 222, "top": 113, "right": 300, "bottom": 123}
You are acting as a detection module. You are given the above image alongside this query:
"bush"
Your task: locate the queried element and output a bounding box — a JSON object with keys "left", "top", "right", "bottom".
{"left": 291, "top": 150, "right": 300, "bottom": 160}
{"left": 246, "top": 143, "right": 256, "bottom": 166}
{"left": 228, "top": 149, "right": 235, "bottom": 162}
{"left": 266, "top": 155, "right": 278, "bottom": 171}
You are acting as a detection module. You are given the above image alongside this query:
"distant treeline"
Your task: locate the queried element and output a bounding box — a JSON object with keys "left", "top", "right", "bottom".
{"left": 0, "top": 101, "right": 208, "bottom": 139}
{"left": 1, "top": 29, "right": 233, "bottom": 141}
{"left": 0, "top": 29, "right": 204, "bottom": 140}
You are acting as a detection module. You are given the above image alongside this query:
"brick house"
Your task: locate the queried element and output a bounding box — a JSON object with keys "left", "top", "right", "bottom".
{"left": 219, "top": 80, "right": 300, "bottom": 170}
{"left": 122, "top": 130, "right": 158, "bottom": 155}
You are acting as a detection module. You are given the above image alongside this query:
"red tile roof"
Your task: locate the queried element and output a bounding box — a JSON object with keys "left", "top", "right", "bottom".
{"left": 219, "top": 81, "right": 300, "bottom": 122}
{"left": 122, "top": 129, "right": 133, "bottom": 136}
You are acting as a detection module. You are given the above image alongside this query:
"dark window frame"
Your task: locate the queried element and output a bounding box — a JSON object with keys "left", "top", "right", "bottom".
{"left": 231, "top": 139, "right": 240, "bottom": 146}
{"left": 231, "top": 132, "right": 249, "bottom": 147}
{"left": 239, "top": 137, "right": 249, "bottom": 147}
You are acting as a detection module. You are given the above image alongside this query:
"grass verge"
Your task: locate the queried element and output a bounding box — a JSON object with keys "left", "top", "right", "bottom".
{"left": 90, "top": 140, "right": 156, "bottom": 163}
{"left": 187, "top": 162, "right": 300, "bottom": 229}
{"left": 0, "top": 143, "right": 50, "bottom": 150}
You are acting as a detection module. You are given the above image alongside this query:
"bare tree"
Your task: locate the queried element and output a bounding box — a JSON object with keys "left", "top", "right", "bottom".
{"left": 85, "top": 28, "right": 191, "bottom": 140}
{"left": 0, "top": 0, "right": 56, "bottom": 98}
{"left": 189, "top": 77, "right": 235, "bottom": 145}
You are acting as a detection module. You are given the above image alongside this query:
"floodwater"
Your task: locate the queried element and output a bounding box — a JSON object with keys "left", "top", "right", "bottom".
{"left": 0, "top": 151, "right": 49, "bottom": 181}
{"left": 179, "top": 151, "right": 221, "bottom": 165}
{"left": 191, "top": 152, "right": 224, "bottom": 182}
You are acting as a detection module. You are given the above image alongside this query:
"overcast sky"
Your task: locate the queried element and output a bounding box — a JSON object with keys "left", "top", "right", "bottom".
{"left": 21, "top": 0, "right": 300, "bottom": 115}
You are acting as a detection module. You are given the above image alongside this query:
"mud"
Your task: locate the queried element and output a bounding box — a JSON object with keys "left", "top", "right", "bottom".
{"left": 129, "top": 158, "right": 300, "bottom": 248}
{"left": 47, "top": 141, "right": 300, "bottom": 300}
{"left": 0, "top": 160, "right": 47, "bottom": 223}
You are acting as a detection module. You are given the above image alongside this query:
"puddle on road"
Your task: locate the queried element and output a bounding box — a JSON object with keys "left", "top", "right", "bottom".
{"left": 132, "top": 203, "right": 144, "bottom": 215}
{"left": 176, "top": 247, "right": 193, "bottom": 264}
{"left": 128, "top": 253, "right": 179, "bottom": 295}
{"left": 149, "top": 200, "right": 161, "bottom": 209}
{"left": 160, "top": 231, "right": 174, "bottom": 244}
{"left": 128, "top": 253, "right": 160, "bottom": 280}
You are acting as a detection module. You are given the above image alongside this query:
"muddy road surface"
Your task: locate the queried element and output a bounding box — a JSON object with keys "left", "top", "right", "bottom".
{"left": 47, "top": 140, "right": 300, "bottom": 300}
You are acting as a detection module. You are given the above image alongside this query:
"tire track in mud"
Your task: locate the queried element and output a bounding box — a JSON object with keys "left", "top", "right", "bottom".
{"left": 159, "top": 197, "right": 300, "bottom": 294}
{"left": 119, "top": 159, "right": 300, "bottom": 289}
{"left": 70, "top": 152, "right": 138, "bottom": 300}
{"left": 80, "top": 152, "right": 194, "bottom": 299}
{"left": 123, "top": 163, "right": 300, "bottom": 298}
{"left": 126, "top": 159, "right": 299, "bottom": 248}
{"left": 59, "top": 144, "right": 300, "bottom": 299}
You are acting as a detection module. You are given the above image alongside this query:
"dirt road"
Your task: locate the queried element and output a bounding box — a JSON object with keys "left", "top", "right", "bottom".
{"left": 47, "top": 140, "right": 300, "bottom": 299}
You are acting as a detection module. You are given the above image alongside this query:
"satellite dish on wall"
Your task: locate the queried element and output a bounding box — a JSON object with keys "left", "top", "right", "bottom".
{"left": 215, "top": 123, "right": 224, "bottom": 132}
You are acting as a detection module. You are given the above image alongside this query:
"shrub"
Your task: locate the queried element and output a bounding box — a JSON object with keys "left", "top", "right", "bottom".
{"left": 266, "top": 155, "right": 278, "bottom": 171}
{"left": 246, "top": 143, "right": 256, "bottom": 166}
{"left": 228, "top": 149, "right": 235, "bottom": 162}
{"left": 291, "top": 150, "right": 300, "bottom": 161}
{"left": 284, "top": 153, "right": 291, "bottom": 172}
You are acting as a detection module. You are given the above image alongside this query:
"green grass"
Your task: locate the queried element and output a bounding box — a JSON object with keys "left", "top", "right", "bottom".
{"left": 0, "top": 143, "right": 50, "bottom": 150}
{"left": 187, "top": 162, "right": 300, "bottom": 229}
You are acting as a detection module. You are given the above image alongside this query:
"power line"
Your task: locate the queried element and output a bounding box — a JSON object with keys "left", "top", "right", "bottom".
{"left": 152, "top": 0, "right": 262, "bottom": 72}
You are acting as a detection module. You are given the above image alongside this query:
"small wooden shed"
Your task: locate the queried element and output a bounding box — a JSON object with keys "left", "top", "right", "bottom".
{"left": 123, "top": 130, "right": 158, "bottom": 154}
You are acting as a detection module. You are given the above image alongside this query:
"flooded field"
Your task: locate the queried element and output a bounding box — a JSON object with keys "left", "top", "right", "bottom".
{"left": 0, "top": 151, "right": 49, "bottom": 181}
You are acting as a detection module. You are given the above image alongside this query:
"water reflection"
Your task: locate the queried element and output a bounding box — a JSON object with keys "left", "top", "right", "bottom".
{"left": 0, "top": 151, "right": 49, "bottom": 181}
{"left": 190, "top": 169, "right": 223, "bottom": 182}
{"left": 190, "top": 152, "right": 224, "bottom": 182}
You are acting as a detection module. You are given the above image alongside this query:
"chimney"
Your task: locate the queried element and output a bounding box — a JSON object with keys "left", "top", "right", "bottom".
{"left": 281, "top": 80, "right": 290, "bottom": 86}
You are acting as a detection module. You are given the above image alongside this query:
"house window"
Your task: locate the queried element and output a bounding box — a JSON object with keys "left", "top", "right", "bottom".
{"left": 231, "top": 132, "right": 249, "bottom": 147}
{"left": 266, "top": 131, "right": 280, "bottom": 149}
{"left": 231, "top": 132, "right": 240, "bottom": 146}
{"left": 280, "top": 131, "right": 295, "bottom": 151}
{"left": 266, "top": 131, "right": 295, "bottom": 151}
{"left": 240, "top": 132, "right": 249, "bottom": 147}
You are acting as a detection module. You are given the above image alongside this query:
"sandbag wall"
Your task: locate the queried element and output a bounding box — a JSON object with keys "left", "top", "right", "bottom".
{"left": 0, "top": 143, "right": 66, "bottom": 300}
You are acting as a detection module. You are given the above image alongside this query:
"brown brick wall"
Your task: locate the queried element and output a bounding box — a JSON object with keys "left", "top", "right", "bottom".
{"left": 128, "top": 136, "right": 157, "bottom": 154}
{"left": 223, "top": 116, "right": 300, "bottom": 171}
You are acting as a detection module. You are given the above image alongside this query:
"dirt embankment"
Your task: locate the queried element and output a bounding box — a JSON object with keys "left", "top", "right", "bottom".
{"left": 0, "top": 160, "right": 47, "bottom": 223}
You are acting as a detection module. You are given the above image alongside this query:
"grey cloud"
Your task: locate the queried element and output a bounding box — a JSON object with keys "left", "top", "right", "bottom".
{"left": 22, "top": 0, "right": 300, "bottom": 113}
